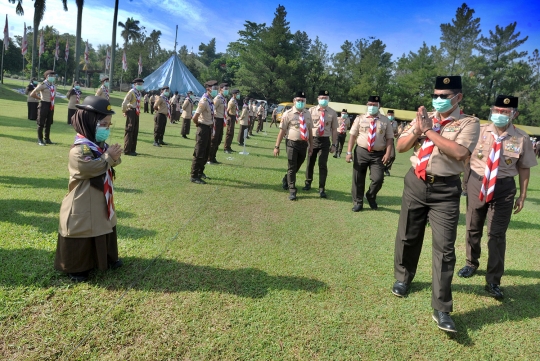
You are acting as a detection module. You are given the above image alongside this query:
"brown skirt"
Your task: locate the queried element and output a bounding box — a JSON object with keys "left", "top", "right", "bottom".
{"left": 54, "top": 226, "right": 119, "bottom": 273}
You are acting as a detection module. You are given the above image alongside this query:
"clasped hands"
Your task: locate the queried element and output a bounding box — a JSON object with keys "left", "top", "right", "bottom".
{"left": 414, "top": 106, "right": 433, "bottom": 135}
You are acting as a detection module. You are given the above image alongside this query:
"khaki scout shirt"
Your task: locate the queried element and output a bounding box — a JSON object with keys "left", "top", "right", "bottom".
{"left": 213, "top": 94, "right": 228, "bottom": 118}
{"left": 337, "top": 116, "right": 350, "bottom": 134}
{"left": 194, "top": 95, "right": 214, "bottom": 126}
{"left": 95, "top": 86, "right": 108, "bottom": 99}
{"left": 400, "top": 107, "right": 480, "bottom": 176}
{"left": 67, "top": 90, "right": 82, "bottom": 109}
{"left": 121, "top": 89, "right": 142, "bottom": 113}
{"left": 390, "top": 120, "right": 398, "bottom": 135}
{"left": 257, "top": 104, "right": 265, "bottom": 116}
{"left": 181, "top": 98, "right": 193, "bottom": 119}
{"left": 309, "top": 106, "right": 338, "bottom": 138}
{"left": 227, "top": 98, "right": 238, "bottom": 117}
{"left": 249, "top": 104, "right": 256, "bottom": 117}
{"left": 350, "top": 113, "right": 394, "bottom": 151}
{"left": 144, "top": 94, "right": 149, "bottom": 103}
{"left": 154, "top": 95, "right": 169, "bottom": 115}
{"left": 470, "top": 123, "right": 537, "bottom": 178}
{"left": 279, "top": 107, "right": 314, "bottom": 142}
{"left": 30, "top": 81, "right": 54, "bottom": 102}
{"left": 239, "top": 105, "right": 249, "bottom": 125}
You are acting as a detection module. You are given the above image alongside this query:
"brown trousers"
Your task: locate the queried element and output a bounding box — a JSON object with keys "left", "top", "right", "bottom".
{"left": 465, "top": 171, "right": 516, "bottom": 284}
{"left": 154, "top": 113, "right": 167, "bottom": 141}
{"left": 181, "top": 117, "right": 191, "bottom": 136}
{"left": 238, "top": 125, "right": 248, "bottom": 145}
{"left": 191, "top": 124, "right": 211, "bottom": 178}
{"left": 208, "top": 118, "right": 225, "bottom": 161}
{"left": 124, "top": 109, "right": 139, "bottom": 153}
{"left": 284, "top": 139, "right": 308, "bottom": 193}
{"left": 248, "top": 116, "right": 255, "bottom": 135}
{"left": 37, "top": 101, "right": 54, "bottom": 140}
{"left": 305, "top": 137, "right": 331, "bottom": 190}
{"left": 224, "top": 116, "right": 236, "bottom": 150}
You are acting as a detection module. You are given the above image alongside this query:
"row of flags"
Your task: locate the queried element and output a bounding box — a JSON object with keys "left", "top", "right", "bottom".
{"left": 3, "top": 14, "right": 142, "bottom": 74}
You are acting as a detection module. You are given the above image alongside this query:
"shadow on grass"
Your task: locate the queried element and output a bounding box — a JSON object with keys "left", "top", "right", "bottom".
{"left": 0, "top": 176, "right": 67, "bottom": 189}
{"left": 0, "top": 133, "right": 43, "bottom": 143}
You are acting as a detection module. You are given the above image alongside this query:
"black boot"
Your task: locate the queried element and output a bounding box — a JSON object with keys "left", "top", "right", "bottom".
{"left": 302, "top": 181, "right": 311, "bottom": 191}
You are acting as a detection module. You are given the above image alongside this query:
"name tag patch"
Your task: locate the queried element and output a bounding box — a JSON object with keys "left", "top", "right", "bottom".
{"left": 504, "top": 143, "right": 520, "bottom": 153}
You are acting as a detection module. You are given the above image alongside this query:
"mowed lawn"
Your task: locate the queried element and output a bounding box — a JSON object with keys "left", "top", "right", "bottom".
{"left": 1, "top": 78, "right": 540, "bottom": 360}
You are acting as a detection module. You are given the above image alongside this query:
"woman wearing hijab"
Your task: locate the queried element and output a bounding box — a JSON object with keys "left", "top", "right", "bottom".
{"left": 26, "top": 78, "right": 39, "bottom": 120}
{"left": 66, "top": 81, "right": 83, "bottom": 125}
{"left": 55, "top": 96, "right": 123, "bottom": 282}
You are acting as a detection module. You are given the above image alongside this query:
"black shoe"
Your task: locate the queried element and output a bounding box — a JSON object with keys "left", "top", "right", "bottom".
{"left": 384, "top": 170, "right": 391, "bottom": 176}
{"left": 159, "top": 140, "right": 168, "bottom": 145}
{"left": 246, "top": 136, "right": 250, "bottom": 139}
{"left": 125, "top": 151, "right": 138, "bottom": 156}
{"left": 392, "top": 281, "right": 410, "bottom": 297}
{"left": 319, "top": 190, "right": 327, "bottom": 198}
{"left": 153, "top": 142, "right": 161, "bottom": 147}
{"left": 38, "top": 139, "right": 46, "bottom": 146}
{"left": 367, "top": 198, "right": 378, "bottom": 210}
{"left": 333, "top": 154, "right": 338, "bottom": 158}
{"left": 461, "top": 191, "right": 468, "bottom": 197}
{"left": 109, "top": 259, "right": 123, "bottom": 270}
{"left": 457, "top": 265, "right": 477, "bottom": 278}
{"left": 485, "top": 283, "right": 504, "bottom": 299}
{"left": 45, "top": 139, "right": 54, "bottom": 145}
{"left": 68, "top": 271, "right": 89, "bottom": 282}
{"left": 207, "top": 159, "right": 220, "bottom": 165}
{"left": 182, "top": 135, "right": 188, "bottom": 139}
{"left": 190, "top": 177, "right": 206, "bottom": 184}
{"left": 288, "top": 192, "right": 297, "bottom": 201}
{"left": 228, "top": 148, "right": 236, "bottom": 153}
{"left": 282, "top": 177, "right": 288, "bottom": 190}
{"left": 302, "top": 182, "right": 311, "bottom": 191}
{"left": 200, "top": 173, "right": 210, "bottom": 180}
{"left": 352, "top": 204, "right": 363, "bottom": 212}
{"left": 224, "top": 149, "right": 233, "bottom": 154}
{"left": 238, "top": 143, "right": 245, "bottom": 146}
{"left": 432, "top": 310, "right": 457, "bottom": 333}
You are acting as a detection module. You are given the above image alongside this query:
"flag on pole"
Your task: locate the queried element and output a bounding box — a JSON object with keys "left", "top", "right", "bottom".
{"left": 39, "top": 29, "right": 44, "bottom": 57}
{"left": 54, "top": 37, "right": 59, "bottom": 60}
{"left": 138, "top": 54, "right": 142, "bottom": 75}
{"left": 21, "top": 23, "right": 27, "bottom": 55}
{"left": 64, "top": 37, "right": 69, "bottom": 61}
{"left": 84, "top": 40, "right": 89, "bottom": 64}
{"left": 3, "top": 15, "right": 8, "bottom": 51}
{"left": 105, "top": 47, "right": 111, "bottom": 70}
{"left": 122, "top": 50, "right": 127, "bottom": 72}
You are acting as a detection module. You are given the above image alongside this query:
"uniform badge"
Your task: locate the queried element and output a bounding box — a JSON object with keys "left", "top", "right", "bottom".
{"left": 432, "top": 123, "right": 441, "bottom": 132}
{"left": 294, "top": 124, "right": 299, "bottom": 129}
{"left": 443, "top": 78, "right": 451, "bottom": 84}
{"left": 504, "top": 98, "right": 511, "bottom": 105}
{"left": 379, "top": 128, "right": 384, "bottom": 134}
{"left": 477, "top": 151, "right": 483, "bottom": 160}
{"left": 505, "top": 158, "right": 512, "bottom": 165}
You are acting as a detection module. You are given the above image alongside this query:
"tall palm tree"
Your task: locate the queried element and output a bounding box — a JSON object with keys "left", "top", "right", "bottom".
{"left": 74, "top": 0, "right": 84, "bottom": 80}
{"left": 146, "top": 29, "right": 162, "bottom": 59}
{"left": 118, "top": 17, "right": 142, "bottom": 48}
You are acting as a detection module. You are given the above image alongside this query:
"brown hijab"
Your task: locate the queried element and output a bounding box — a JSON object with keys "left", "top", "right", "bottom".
{"left": 71, "top": 109, "right": 102, "bottom": 144}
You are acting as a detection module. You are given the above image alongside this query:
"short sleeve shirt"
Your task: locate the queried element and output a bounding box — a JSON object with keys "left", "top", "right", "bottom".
{"left": 213, "top": 94, "right": 227, "bottom": 118}
{"left": 308, "top": 106, "right": 338, "bottom": 138}
{"left": 279, "top": 108, "right": 313, "bottom": 141}
{"left": 195, "top": 96, "right": 214, "bottom": 125}
{"left": 30, "top": 82, "right": 53, "bottom": 102}
{"left": 350, "top": 113, "right": 394, "bottom": 151}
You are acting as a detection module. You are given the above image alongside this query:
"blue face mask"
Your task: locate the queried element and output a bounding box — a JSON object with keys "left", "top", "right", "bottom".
{"left": 295, "top": 101, "right": 305, "bottom": 110}
{"left": 96, "top": 126, "right": 110, "bottom": 142}
{"left": 135, "top": 85, "right": 144, "bottom": 91}
{"left": 48, "top": 76, "right": 56, "bottom": 83}
{"left": 341, "top": 114, "right": 348, "bottom": 119}
{"left": 74, "top": 86, "right": 80, "bottom": 90}
{"left": 163, "top": 92, "right": 169, "bottom": 97}
{"left": 223, "top": 89, "right": 230, "bottom": 96}
{"left": 432, "top": 94, "right": 457, "bottom": 113}
{"left": 318, "top": 99, "right": 329, "bottom": 107}
{"left": 236, "top": 94, "right": 240, "bottom": 100}
{"left": 211, "top": 90, "right": 218, "bottom": 97}
{"left": 388, "top": 116, "right": 394, "bottom": 120}
{"left": 367, "top": 106, "right": 379, "bottom": 115}
{"left": 104, "top": 82, "right": 109, "bottom": 88}
{"left": 490, "top": 113, "right": 510, "bottom": 127}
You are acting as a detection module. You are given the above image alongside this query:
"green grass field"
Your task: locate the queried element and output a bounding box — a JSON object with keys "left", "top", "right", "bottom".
{"left": 1, "top": 77, "right": 539, "bottom": 360}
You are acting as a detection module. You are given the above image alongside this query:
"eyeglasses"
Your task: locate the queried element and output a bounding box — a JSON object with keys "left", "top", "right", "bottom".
{"left": 431, "top": 93, "right": 455, "bottom": 99}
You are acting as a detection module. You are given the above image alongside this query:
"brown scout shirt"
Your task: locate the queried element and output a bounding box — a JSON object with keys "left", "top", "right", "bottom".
{"left": 257, "top": 104, "right": 265, "bottom": 117}
{"left": 350, "top": 113, "right": 394, "bottom": 151}
{"left": 337, "top": 116, "right": 351, "bottom": 134}
{"left": 154, "top": 95, "right": 169, "bottom": 115}
{"left": 95, "top": 86, "right": 108, "bottom": 99}
{"left": 67, "top": 90, "right": 81, "bottom": 109}
{"left": 181, "top": 98, "right": 193, "bottom": 119}
{"left": 121, "top": 89, "right": 141, "bottom": 113}
{"left": 194, "top": 95, "right": 214, "bottom": 126}
{"left": 400, "top": 107, "right": 480, "bottom": 176}
{"left": 227, "top": 98, "right": 238, "bottom": 117}
{"left": 470, "top": 123, "right": 537, "bottom": 178}
{"left": 309, "top": 106, "right": 339, "bottom": 138}
{"left": 279, "top": 107, "right": 314, "bottom": 142}
{"left": 213, "top": 94, "right": 228, "bottom": 118}
{"left": 239, "top": 105, "right": 249, "bottom": 126}
{"left": 30, "top": 81, "right": 54, "bottom": 102}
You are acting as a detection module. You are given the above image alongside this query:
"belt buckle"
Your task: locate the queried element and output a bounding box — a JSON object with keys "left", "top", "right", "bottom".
{"left": 427, "top": 175, "right": 435, "bottom": 183}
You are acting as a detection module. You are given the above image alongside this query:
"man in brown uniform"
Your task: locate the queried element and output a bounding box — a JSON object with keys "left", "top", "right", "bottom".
{"left": 384, "top": 109, "right": 399, "bottom": 176}
{"left": 274, "top": 91, "right": 314, "bottom": 201}
{"left": 181, "top": 90, "right": 194, "bottom": 139}
{"left": 304, "top": 90, "right": 338, "bottom": 198}
{"left": 150, "top": 92, "right": 156, "bottom": 115}
{"left": 346, "top": 97, "right": 393, "bottom": 211}
{"left": 224, "top": 89, "right": 240, "bottom": 153}
{"left": 169, "top": 91, "right": 180, "bottom": 123}
{"left": 269, "top": 107, "right": 279, "bottom": 128}
{"left": 333, "top": 109, "right": 350, "bottom": 158}
{"left": 95, "top": 76, "right": 110, "bottom": 100}
{"left": 457, "top": 95, "right": 537, "bottom": 299}
{"left": 256, "top": 101, "right": 266, "bottom": 133}
{"left": 30, "top": 70, "right": 57, "bottom": 146}
{"left": 237, "top": 98, "right": 250, "bottom": 146}
{"left": 248, "top": 99, "right": 256, "bottom": 136}
{"left": 392, "top": 76, "right": 480, "bottom": 333}
{"left": 153, "top": 86, "right": 171, "bottom": 147}
{"left": 121, "top": 78, "right": 144, "bottom": 156}
{"left": 191, "top": 80, "right": 218, "bottom": 184}
{"left": 208, "top": 83, "right": 229, "bottom": 164}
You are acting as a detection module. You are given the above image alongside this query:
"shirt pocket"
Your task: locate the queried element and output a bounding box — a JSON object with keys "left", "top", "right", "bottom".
{"left": 502, "top": 149, "right": 519, "bottom": 166}
{"left": 441, "top": 129, "right": 459, "bottom": 141}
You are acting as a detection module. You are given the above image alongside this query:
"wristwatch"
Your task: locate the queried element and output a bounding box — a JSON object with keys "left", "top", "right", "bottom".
{"left": 347, "top": 151, "right": 352, "bottom": 155}
{"left": 331, "top": 144, "right": 336, "bottom": 147}
{"left": 274, "top": 146, "right": 280, "bottom": 149}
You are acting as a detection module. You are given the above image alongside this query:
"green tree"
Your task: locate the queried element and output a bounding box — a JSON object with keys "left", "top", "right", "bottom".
{"left": 198, "top": 38, "right": 218, "bottom": 67}
{"left": 145, "top": 30, "right": 162, "bottom": 59}
{"left": 330, "top": 40, "right": 354, "bottom": 102}
{"left": 118, "top": 17, "right": 142, "bottom": 48}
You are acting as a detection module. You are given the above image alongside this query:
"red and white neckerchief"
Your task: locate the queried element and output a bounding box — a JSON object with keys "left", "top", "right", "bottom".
{"left": 74, "top": 88, "right": 81, "bottom": 103}
{"left": 479, "top": 132, "right": 508, "bottom": 202}
{"left": 338, "top": 119, "right": 346, "bottom": 134}
{"left": 218, "top": 94, "right": 227, "bottom": 126}
{"left": 318, "top": 108, "right": 325, "bottom": 136}
{"left": 161, "top": 95, "right": 171, "bottom": 119}
{"left": 44, "top": 80, "right": 55, "bottom": 110}
{"left": 299, "top": 111, "right": 308, "bottom": 141}
{"left": 202, "top": 93, "right": 215, "bottom": 135}
{"left": 102, "top": 85, "right": 109, "bottom": 100}
{"left": 414, "top": 117, "right": 453, "bottom": 180}
{"left": 73, "top": 134, "right": 115, "bottom": 220}
{"left": 367, "top": 116, "right": 378, "bottom": 152}
{"left": 132, "top": 88, "right": 141, "bottom": 115}
{"left": 234, "top": 99, "right": 239, "bottom": 123}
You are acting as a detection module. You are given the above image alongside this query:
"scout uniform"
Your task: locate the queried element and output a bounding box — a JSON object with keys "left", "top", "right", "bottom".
{"left": 191, "top": 80, "right": 217, "bottom": 183}
{"left": 170, "top": 92, "right": 180, "bottom": 123}
{"left": 305, "top": 90, "right": 339, "bottom": 195}
{"left": 334, "top": 109, "right": 350, "bottom": 158}
{"left": 237, "top": 100, "right": 250, "bottom": 146}
{"left": 459, "top": 95, "right": 537, "bottom": 298}
{"left": 153, "top": 87, "right": 170, "bottom": 146}
{"left": 150, "top": 92, "right": 156, "bottom": 114}
{"left": 26, "top": 79, "right": 39, "bottom": 120}
{"left": 256, "top": 102, "right": 266, "bottom": 132}
{"left": 208, "top": 83, "right": 228, "bottom": 164}
{"left": 248, "top": 100, "right": 256, "bottom": 136}
{"left": 121, "top": 78, "right": 144, "bottom": 156}
{"left": 67, "top": 84, "right": 82, "bottom": 125}
{"left": 30, "top": 70, "right": 56, "bottom": 145}
{"left": 393, "top": 76, "right": 480, "bottom": 332}
{"left": 383, "top": 110, "right": 399, "bottom": 176}
{"left": 143, "top": 93, "right": 150, "bottom": 113}
{"left": 181, "top": 91, "right": 194, "bottom": 138}
{"left": 224, "top": 89, "right": 240, "bottom": 153}
{"left": 270, "top": 107, "right": 278, "bottom": 128}
{"left": 95, "top": 77, "right": 109, "bottom": 101}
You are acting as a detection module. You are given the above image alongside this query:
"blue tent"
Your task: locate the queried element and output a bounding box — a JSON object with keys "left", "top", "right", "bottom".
{"left": 142, "top": 54, "right": 205, "bottom": 95}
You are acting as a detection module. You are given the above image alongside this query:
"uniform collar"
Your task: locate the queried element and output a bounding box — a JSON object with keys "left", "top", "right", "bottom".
{"left": 486, "top": 122, "right": 516, "bottom": 138}
{"left": 434, "top": 106, "right": 461, "bottom": 121}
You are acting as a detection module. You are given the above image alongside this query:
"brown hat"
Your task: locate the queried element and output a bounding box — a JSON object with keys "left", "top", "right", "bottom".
{"left": 494, "top": 95, "right": 518, "bottom": 108}
{"left": 219, "top": 82, "right": 229, "bottom": 88}
{"left": 101, "top": 76, "right": 109, "bottom": 82}
{"left": 231, "top": 89, "right": 240, "bottom": 94}
{"left": 204, "top": 80, "right": 218, "bottom": 87}
{"left": 43, "top": 70, "right": 56, "bottom": 78}
{"left": 435, "top": 76, "right": 462, "bottom": 90}
{"left": 161, "top": 86, "right": 170, "bottom": 91}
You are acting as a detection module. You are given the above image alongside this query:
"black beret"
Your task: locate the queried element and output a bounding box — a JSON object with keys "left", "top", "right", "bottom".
{"left": 368, "top": 95, "right": 380, "bottom": 102}
{"left": 204, "top": 80, "right": 218, "bottom": 87}
{"left": 43, "top": 70, "right": 56, "bottom": 78}
{"left": 435, "top": 76, "right": 462, "bottom": 90}
{"left": 219, "top": 82, "right": 229, "bottom": 88}
{"left": 232, "top": 89, "right": 240, "bottom": 94}
{"left": 342, "top": 109, "right": 348, "bottom": 113}
{"left": 387, "top": 109, "right": 394, "bottom": 113}
{"left": 318, "top": 90, "right": 330, "bottom": 96}
{"left": 174, "top": 91, "right": 178, "bottom": 95}
{"left": 187, "top": 90, "right": 193, "bottom": 94}
{"left": 494, "top": 95, "right": 518, "bottom": 108}
{"left": 76, "top": 96, "right": 115, "bottom": 115}
{"left": 101, "top": 77, "right": 109, "bottom": 81}
{"left": 132, "top": 78, "right": 144, "bottom": 83}
{"left": 161, "top": 86, "right": 170, "bottom": 91}
{"left": 294, "top": 91, "right": 306, "bottom": 98}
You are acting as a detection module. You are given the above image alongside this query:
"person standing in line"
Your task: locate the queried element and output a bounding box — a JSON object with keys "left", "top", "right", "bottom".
{"left": 121, "top": 78, "right": 144, "bottom": 156}
{"left": 457, "top": 95, "right": 537, "bottom": 299}
{"left": 269, "top": 106, "right": 279, "bottom": 128}
{"left": 304, "top": 90, "right": 338, "bottom": 198}
{"left": 248, "top": 99, "right": 256, "bottom": 137}
{"left": 170, "top": 91, "right": 180, "bottom": 124}
{"left": 95, "top": 77, "right": 110, "bottom": 101}
{"left": 153, "top": 86, "right": 171, "bottom": 147}
{"left": 334, "top": 109, "right": 350, "bottom": 158}
{"left": 346, "top": 96, "right": 393, "bottom": 211}
{"left": 190, "top": 80, "right": 218, "bottom": 184}
{"left": 30, "top": 70, "right": 57, "bottom": 146}
{"left": 181, "top": 90, "right": 194, "bottom": 139}
{"left": 66, "top": 81, "right": 82, "bottom": 125}
{"left": 208, "top": 83, "right": 229, "bottom": 164}
{"left": 150, "top": 91, "right": 156, "bottom": 115}
{"left": 383, "top": 109, "right": 399, "bottom": 176}
{"left": 392, "top": 76, "right": 480, "bottom": 333}
{"left": 26, "top": 78, "right": 39, "bottom": 121}
{"left": 256, "top": 101, "right": 266, "bottom": 133}
{"left": 143, "top": 92, "right": 150, "bottom": 113}
{"left": 237, "top": 98, "right": 250, "bottom": 146}
{"left": 224, "top": 89, "right": 240, "bottom": 153}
